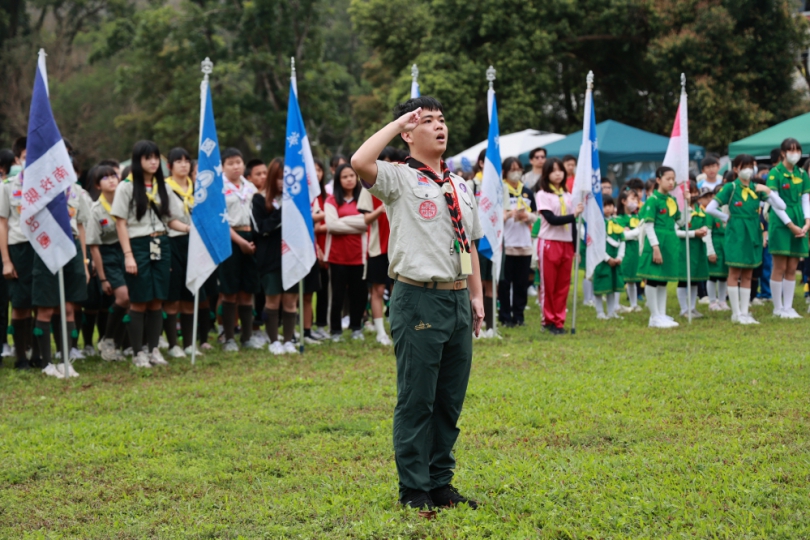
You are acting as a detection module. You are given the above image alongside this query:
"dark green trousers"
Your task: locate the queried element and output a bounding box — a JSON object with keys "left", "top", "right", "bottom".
{"left": 389, "top": 281, "right": 473, "bottom": 498}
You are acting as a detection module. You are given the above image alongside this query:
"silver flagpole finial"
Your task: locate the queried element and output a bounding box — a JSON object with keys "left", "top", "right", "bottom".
{"left": 291, "top": 57, "right": 296, "bottom": 77}
{"left": 586, "top": 70, "right": 594, "bottom": 90}
{"left": 411, "top": 64, "right": 419, "bottom": 83}
{"left": 680, "top": 72, "right": 686, "bottom": 90}
{"left": 201, "top": 57, "right": 213, "bottom": 81}
{"left": 486, "top": 65, "right": 496, "bottom": 90}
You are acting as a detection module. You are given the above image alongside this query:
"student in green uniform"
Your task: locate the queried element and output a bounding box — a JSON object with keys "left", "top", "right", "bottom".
{"left": 87, "top": 165, "right": 128, "bottom": 361}
{"left": 352, "top": 96, "right": 484, "bottom": 517}
{"left": 707, "top": 153, "right": 784, "bottom": 324}
{"left": 163, "top": 147, "right": 200, "bottom": 358}
{"left": 592, "top": 196, "right": 625, "bottom": 319}
{"left": 675, "top": 180, "right": 711, "bottom": 319}
{"left": 112, "top": 141, "right": 189, "bottom": 368}
{"left": 637, "top": 166, "right": 692, "bottom": 328}
{"left": 765, "top": 138, "right": 810, "bottom": 319}
{"left": 702, "top": 186, "right": 730, "bottom": 311}
{"left": 616, "top": 189, "right": 642, "bottom": 311}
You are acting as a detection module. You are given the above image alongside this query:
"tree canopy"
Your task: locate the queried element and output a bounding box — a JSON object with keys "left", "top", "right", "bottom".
{"left": 0, "top": 0, "right": 808, "bottom": 168}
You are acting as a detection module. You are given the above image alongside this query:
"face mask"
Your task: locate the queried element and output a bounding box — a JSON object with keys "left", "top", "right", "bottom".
{"left": 625, "top": 202, "right": 638, "bottom": 213}
{"left": 738, "top": 168, "right": 754, "bottom": 181}
{"left": 787, "top": 152, "right": 801, "bottom": 165}
{"left": 507, "top": 171, "right": 522, "bottom": 182}
{"left": 8, "top": 165, "right": 21, "bottom": 177}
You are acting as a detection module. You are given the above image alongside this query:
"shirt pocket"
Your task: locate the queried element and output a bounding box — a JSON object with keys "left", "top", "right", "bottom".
{"left": 412, "top": 186, "right": 442, "bottom": 222}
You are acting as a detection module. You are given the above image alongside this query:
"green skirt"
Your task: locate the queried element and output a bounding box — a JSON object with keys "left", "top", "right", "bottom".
{"left": 677, "top": 237, "right": 709, "bottom": 281}
{"left": 620, "top": 240, "right": 641, "bottom": 283}
{"left": 725, "top": 217, "right": 763, "bottom": 269}
{"left": 99, "top": 242, "right": 127, "bottom": 290}
{"left": 8, "top": 242, "right": 34, "bottom": 309}
{"left": 32, "top": 239, "right": 88, "bottom": 307}
{"left": 593, "top": 261, "right": 625, "bottom": 295}
{"left": 125, "top": 235, "right": 171, "bottom": 304}
{"left": 769, "top": 204, "right": 808, "bottom": 257}
{"left": 708, "top": 235, "right": 728, "bottom": 278}
{"left": 638, "top": 228, "right": 680, "bottom": 282}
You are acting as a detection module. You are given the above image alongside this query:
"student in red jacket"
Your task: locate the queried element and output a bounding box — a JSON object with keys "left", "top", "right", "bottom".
{"left": 324, "top": 164, "right": 368, "bottom": 341}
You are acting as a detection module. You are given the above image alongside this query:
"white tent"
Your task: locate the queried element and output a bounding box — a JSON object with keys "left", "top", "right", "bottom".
{"left": 446, "top": 129, "right": 565, "bottom": 172}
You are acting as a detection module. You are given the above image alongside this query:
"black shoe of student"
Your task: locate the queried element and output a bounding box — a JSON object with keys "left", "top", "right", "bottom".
{"left": 514, "top": 319, "right": 525, "bottom": 327}
{"left": 430, "top": 484, "right": 478, "bottom": 510}
{"left": 14, "top": 358, "right": 31, "bottom": 370}
{"left": 399, "top": 489, "right": 437, "bottom": 518}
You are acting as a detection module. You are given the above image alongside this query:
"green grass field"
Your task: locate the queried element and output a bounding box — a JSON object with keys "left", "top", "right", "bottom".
{"left": 2, "top": 289, "right": 810, "bottom": 539}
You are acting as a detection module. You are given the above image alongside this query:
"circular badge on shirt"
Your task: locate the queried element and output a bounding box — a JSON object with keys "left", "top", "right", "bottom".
{"left": 419, "top": 200, "right": 438, "bottom": 220}
{"left": 459, "top": 182, "right": 467, "bottom": 193}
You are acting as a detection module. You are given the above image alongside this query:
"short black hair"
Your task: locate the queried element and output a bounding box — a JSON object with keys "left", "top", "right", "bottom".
{"left": 245, "top": 158, "right": 265, "bottom": 177}
{"left": 701, "top": 156, "right": 719, "bottom": 170}
{"left": 97, "top": 158, "right": 120, "bottom": 169}
{"left": 562, "top": 154, "right": 576, "bottom": 163}
{"left": 0, "top": 149, "right": 14, "bottom": 174}
{"left": 770, "top": 148, "right": 782, "bottom": 166}
{"left": 602, "top": 195, "right": 615, "bottom": 207}
{"left": 392, "top": 96, "right": 443, "bottom": 121}
{"left": 330, "top": 154, "right": 347, "bottom": 169}
{"left": 601, "top": 178, "right": 611, "bottom": 186}
{"left": 92, "top": 164, "right": 119, "bottom": 187}
{"left": 501, "top": 156, "right": 523, "bottom": 178}
{"left": 167, "top": 147, "right": 191, "bottom": 168}
{"left": 529, "top": 147, "right": 547, "bottom": 160}
{"left": 221, "top": 147, "right": 243, "bottom": 163}
{"left": 781, "top": 137, "right": 802, "bottom": 154}
{"left": 624, "top": 178, "right": 644, "bottom": 192}
{"left": 12, "top": 137, "right": 26, "bottom": 158}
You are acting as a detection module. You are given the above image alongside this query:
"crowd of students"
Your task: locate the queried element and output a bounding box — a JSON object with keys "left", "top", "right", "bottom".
{"left": 0, "top": 134, "right": 808, "bottom": 376}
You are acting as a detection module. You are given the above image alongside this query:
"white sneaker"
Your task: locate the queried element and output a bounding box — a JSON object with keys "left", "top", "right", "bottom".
{"left": 689, "top": 310, "right": 704, "bottom": 319}
{"left": 596, "top": 312, "right": 608, "bottom": 320}
{"left": 615, "top": 304, "right": 632, "bottom": 314}
{"left": 527, "top": 285, "right": 538, "bottom": 297}
{"left": 123, "top": 347, "right": 133, "bottom": 356}
{"left": 608, "top": 312, "right": 623, "bottom": 320}
{"left": 184, "top": 345, "right": 204, "bottom": 357}
{"left": 351, "top": 330, "right": 365, "bottom": 341}
{"left": 751, "top": 298, "right": 765, "bottom": 306}
{"left": 650, "top": 315, "right": 678, "bottom": 328}
{"left": 42, "top": 363, "right": 65, "bottom": 378}
{"left": 69, "top": 347, "right": 85, "bottom": 361}
{"left": 268, "top": 341, "right": 285, "bottom": 355}
{"left": 98, "top": 338, "right": 119, "bottom": 362}
{"left": 631, "top": 305, "right": 643, "bottom": 312}
{"left": 222, "top": 339, "right": 239, "bottom": 352}
{"left": 282, "top": 341, "right": 297, "bottom": 354}
{"left": 708, "top": 301, "right": 722, "bottom": 311}
{"left": 341, "top": 316, "right": 350, "bottom": 330}
{"left": 662, "top": 314, "right": 676, "bottom": 323}
{"left": 740, "top": 314, "right": 759, "bottom": 325}
{"left": 376, "top": 333, "right": 392, "bottom": 345}
{"left": 158, "top": 335, "right": 169, "bottom": 349}
{"left": 56, "top": 362, "right": 79, "bottom": 378}
{"left": 313, "top": 327, "right": 330, "bottom": 340}
{"left": 330, "top": 333, "right": 342, "bottom": 343}
{"left": 132, "top": 351, "right": 151, "bottom": 368}
{"left": 168, "top": 345, "right": 186, "bottom": 358}
{"left": 364, "top": 320, "right": 375, "bottom": 333}
{"left": 718, "top": 301, "right": 731, "bottom": 311}
{"left": 2, "top": 343, "right": 14, "bottom": 357}
{"left": 782, "top": 307, "right": 802, "bottom": 319}
{"left": 699, "top": 296, "right": 710, "bottom": 305}
{"left": 149, "top": 347, "right": 169, "bottom": 366}
{"left": 303, "top": 335, "right": 322, "bottom": 345}
{"left": 82, "top": 345, "right": 95, "bottom": 357}
{"left": 242, "top": 335, "right": 265, "bottom": 350}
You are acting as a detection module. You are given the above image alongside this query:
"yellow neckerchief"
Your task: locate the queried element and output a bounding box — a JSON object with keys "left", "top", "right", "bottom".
{"left": 607, "top": 219, "right": 624, "bottom": 235}
{"left": 691, "top": 205, "right": 706, "bottom": 218}
{"left": 738, "top": 179, "right": 758, "bottom": 201}
{"left": 143, "top": 182, "right": 159, "bottom": 208}
{"left": 660, "top": 191, "right": 678, "bottom": 217}
{"left": 99, "top": 193, "right": 113, "bottom": 214}
{"left": 550, "top": 184, "right": 567, "bottom": 214}
{"left": 505, "top": 180, "right": 531, "bottom": 212}
{"left": 629, "top": 216, "right": 640, "bottom": 228}
{"left": 166, "top": 176, "right": 194, "bottom": 214}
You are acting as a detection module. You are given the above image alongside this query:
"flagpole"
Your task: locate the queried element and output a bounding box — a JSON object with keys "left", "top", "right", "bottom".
{"left": 571, "top": 217, "right": 582, "bottom": 335}
{"left": 58, "top": 268, "right": 69, "bottom": 379}
{"left": 298, "top": 281, "right": 304, "bottom": 354}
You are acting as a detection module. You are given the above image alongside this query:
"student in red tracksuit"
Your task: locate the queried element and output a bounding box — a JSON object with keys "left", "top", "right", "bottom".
{"left": 324, "top": 163, "right": 368, "bottom": 341}
{"left": 535, "top": 157, "right": 583, "bottom": 334}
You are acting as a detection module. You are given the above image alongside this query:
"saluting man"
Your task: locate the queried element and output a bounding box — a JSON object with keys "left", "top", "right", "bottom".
{"left": 352, "top": 96, "right": 485, "bottom": 517}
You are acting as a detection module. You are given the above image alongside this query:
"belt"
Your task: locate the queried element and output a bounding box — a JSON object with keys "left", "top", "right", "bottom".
{"left": 396, "top": 275, "right": 467, "bottom": 290}
{"left": 150, "top": 231, "right": 167, "bottom": 237}
{"left": 234, "top": 226, "right": 251, "bottom": 232}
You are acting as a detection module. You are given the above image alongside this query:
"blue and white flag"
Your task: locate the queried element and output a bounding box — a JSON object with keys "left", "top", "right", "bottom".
{"left": 21, "top": 49, "right": 77, "bottom": 274}
{"left": 477, "top": 87, "right": 504, "bottom": 280}
{"left": 571, "top": 74, "right": 605, "bottom": 279}
{"left": 281, "top": 69, "right": 320, "bottom": 289}
{"left": 411, "top": 79, "right": 420, "bottom": 99}
{"left": 186, "top": 77, "right": 232, "bottom": 293}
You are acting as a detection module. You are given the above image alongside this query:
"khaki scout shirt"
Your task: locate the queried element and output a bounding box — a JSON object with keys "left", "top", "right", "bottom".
{"left": 0, "top": 176, "right": 28, "bottom": 245}
{"left": 86, "top": 198, "right": 119, "bottom": 246}
{"left": 67, "top": 183, "right": 91, "bottom": 237}
{"left": 223, "top": 177, "right": 257, "bottom": 228}
{"left": 369, "top": 160, "right": 483, "bottom": 282}
{"left": 110, "top": 181, "right": 182, "bottom": 238}
{"left": 166, "top": 180, "right": 194, "bottom": 238}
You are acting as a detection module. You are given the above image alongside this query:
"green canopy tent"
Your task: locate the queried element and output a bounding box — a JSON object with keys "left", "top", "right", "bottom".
{"left": 519, "top": 120, "right": 705, "bottom": 178}
{"left": 728, "top": 112, "right": 810, "bottom": 159}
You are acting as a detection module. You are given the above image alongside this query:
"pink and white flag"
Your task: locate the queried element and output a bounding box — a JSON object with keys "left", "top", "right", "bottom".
{"left": 662, "top": 78, "right": 689, "bottom": 211}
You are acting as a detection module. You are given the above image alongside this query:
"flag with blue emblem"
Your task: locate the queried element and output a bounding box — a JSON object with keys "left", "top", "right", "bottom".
{"left": 571, "top": 73, "right": 606, "bottom": 279}
{"left": 477, "top": 86, "right": 504, "bottom": 279}
{"left": 186, "top": 71, "right": 232, "bottom": 293}
{"left": 282, "top": 61, "right": 320, "bottom": 289}
{"left": 20, "top": 49, "right": 77, "bottom": 274}
{"left": 411, "top": 64, "right": 420, "bottom": 99}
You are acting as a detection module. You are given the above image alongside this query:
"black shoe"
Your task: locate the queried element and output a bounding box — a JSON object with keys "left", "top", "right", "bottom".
{"left": 399, "top": 489, "right": 437, "bottom": 518}
{"left": 515, "top": 319, "right": 525, "bottom": 327}
{"left": 429, "top": 484, "right": 478, "bottom": 509}
{"left": 14, "top": 358, "right": 31, "bottom": 370}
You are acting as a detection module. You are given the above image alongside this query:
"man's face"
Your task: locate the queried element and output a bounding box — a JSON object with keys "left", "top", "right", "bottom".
{"left": 531, "top": 152, "right": 546, "bottom": 171}
{"left": 223, "top": 156, "right": 245, "bottom": 181}
{"left": 564, "top": 159, "right": 576, "bottom": 176}
{"left": 402, "top": 108, "right": 448, "bottom": 157}
{"left": 704, "top": 164, "right": 719, "bottom": 179}
{"left": 601, "top": 182, "right": 612, "bottom": 197}
{"left": 247, "top": 164, "right": 268, "bottom": 190}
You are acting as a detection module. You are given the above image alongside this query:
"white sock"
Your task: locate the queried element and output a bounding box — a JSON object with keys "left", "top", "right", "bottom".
{"left": 646, "top": 286, "right": 659, "bottom": 318}
{"left": 677, "top": 287, "right": 688, "bottom": 313}
{"left": 771, "top": 280, "right": 783, "bottom": 312}
{"left": 595, "top": 295, "right": 606, "bottom": 316}
{"left": 707, "top": 281, "right": 716, "bottom": 303}
{"left": 718, "top": 281, "right": 728, "bottom": 303}
{"left": 728, "top": 286, "right": 740, "bottom": 319}
{"left": 740, "top": 287, "right": 751, "bottom": 316}
{"left": 783, "top": 279, "right": 796, "bottom": 311}
{"left": 627, "top": 283, "right": 638, "bottom": 307}
{"left": 607, "top": 294, "right": 617, "bottom": 316}
{"left": 613, "top": 292, "right": 621, "bottom": 309}
{"left": 691, "top": 286, "right": 698, "bottom": 312}
{"left": 583, "top": 279, "right": 594, "bottom": 303}
{"left": 658, "top": 285, "right": 669, "bottom": 318}
{"left": 373, "top": 317, "right": 386, "bottom": 336}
